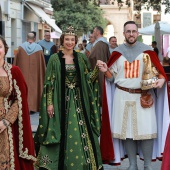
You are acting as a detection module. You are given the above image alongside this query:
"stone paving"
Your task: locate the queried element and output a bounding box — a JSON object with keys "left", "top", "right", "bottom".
{"left": 103, "top": 159, "right": 162, "bottom": 170}
{"left": 30, "top": 112, "right": 162, "bottom": 170}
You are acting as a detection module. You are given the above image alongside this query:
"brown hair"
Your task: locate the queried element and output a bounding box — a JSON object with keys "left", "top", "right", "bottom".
{"left": 60, "top": 34, "right": 78, "bottom": 46}
{"left": 124, "top": 21, "right": 138, "bottom": 31}
{"left": 109, "top": 36, "right": 117, "bottom": 42}
{"left": 94, "top": 26, "right": 104, "bottom": 35}
{"left": 78, "top": 43, "right": 84, "bottom": 50}
{"left": 163, "top": 57, "right": 170, "bottom": 66}
{"left": 0, "top": 35, "right": 9, "bottom": 55}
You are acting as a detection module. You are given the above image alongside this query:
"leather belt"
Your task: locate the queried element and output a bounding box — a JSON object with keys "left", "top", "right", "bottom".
{"left": 116, "top": 84, "right": 147, "bottom": 94}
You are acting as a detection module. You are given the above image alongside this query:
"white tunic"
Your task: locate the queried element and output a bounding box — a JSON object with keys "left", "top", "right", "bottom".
{"left": 105, "top": 51, "right": 169, "bottom": 164}
{"left": 109, "top": 53, "right": 157, "bottom": 140}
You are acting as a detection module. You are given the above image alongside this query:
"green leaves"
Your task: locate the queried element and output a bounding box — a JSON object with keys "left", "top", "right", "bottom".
{"left": 124, "top": 0, "right": 169, "bottom": 14}
{"left": 51, "top": 0, "right": 107, "bottom": 35}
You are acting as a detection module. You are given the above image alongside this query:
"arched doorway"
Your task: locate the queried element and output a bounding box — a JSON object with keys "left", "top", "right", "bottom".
{"left": 104, "top": 21, "right": 115, "bottom": 41}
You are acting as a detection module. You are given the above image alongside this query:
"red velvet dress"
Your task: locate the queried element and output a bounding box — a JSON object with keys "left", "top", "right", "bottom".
{"left": 0, "top": 62, "right": 36, "bottom": 170}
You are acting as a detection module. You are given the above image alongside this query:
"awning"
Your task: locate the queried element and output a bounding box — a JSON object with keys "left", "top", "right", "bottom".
{"left": 138, "top": 21, "right": 170, "bottom": 35}
{"left": 51, "top": 31, "right": 61, "bottom": 39}
{"left": 25, "top": 2, "right": 62, "bottom": 35}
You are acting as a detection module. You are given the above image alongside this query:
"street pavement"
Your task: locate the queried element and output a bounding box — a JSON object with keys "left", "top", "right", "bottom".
{"left": 30, "top": 112, "right": 162, "bottom": 170}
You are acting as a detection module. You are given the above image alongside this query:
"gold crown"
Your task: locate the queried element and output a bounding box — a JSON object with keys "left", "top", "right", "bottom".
{"left": 63, "top": 26, "right": 76, "bottom": 36}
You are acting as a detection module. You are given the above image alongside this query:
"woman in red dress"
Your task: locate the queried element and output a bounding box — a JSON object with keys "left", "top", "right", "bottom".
{"left": 0, "top": 35, "right": 36, "bottom": 170}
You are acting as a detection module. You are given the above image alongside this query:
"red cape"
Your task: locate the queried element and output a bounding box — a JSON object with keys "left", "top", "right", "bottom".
{"left": 5, "top": 63, "right": 36, "bottom": 170}
{"left": 162, "top": 126, "right": 170, "bottom": 170}
{"left": 100, "top": 50, "right": 170, "bottom": 163}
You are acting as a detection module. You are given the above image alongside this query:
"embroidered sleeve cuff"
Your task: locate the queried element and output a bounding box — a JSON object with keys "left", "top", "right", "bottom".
{"left": 47, "top": 89, "right": 53, "bottom": 106}
{"left": 5, "top": 100, "right": 19, "bottom": 124}
{"left": 90, "top": 66, "right": 99, "bottom": 82}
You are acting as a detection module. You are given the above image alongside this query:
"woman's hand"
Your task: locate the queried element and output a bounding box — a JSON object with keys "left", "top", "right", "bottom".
{"left": 153, "top": 78, "right": 165, "bottom": 88}
{"left": 96, "top": 60, "right": 108, "bottom": 73}
{"left": 47, "top": 105, "right": 54, "bottom": 118}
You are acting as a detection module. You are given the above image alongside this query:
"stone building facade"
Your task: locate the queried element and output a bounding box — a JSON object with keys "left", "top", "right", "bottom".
{"left": 0, "top": 0, "right": 61, "bottom": 62}
{"left": 100, "top": 0, "right": 164, "bottom": 45}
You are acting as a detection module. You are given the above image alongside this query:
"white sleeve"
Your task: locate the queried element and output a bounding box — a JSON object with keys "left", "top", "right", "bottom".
{"left": 106, "top": 61, "right": 118, "bottom": 82}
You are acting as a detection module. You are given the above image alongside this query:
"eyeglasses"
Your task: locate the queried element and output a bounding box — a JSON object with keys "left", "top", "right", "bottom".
{"left": 125, "top": 30, "right": 138, "bottom": 35}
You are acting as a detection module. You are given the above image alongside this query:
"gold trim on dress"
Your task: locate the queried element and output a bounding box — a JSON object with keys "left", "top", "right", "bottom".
{"left": 90, "top": 66, "right": 99, "bottom": 82}
{"left": 3, "top": 62, "right": 36, "bottom": 170}
{"left": 4, "top": 62, "right": 15, "bottom": 169}
{"left": 13, "top": 79, "right": 36, "bottom": 161}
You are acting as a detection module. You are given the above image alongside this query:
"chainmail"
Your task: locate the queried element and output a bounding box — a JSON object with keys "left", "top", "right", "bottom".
{"left": 113, "top": 41, "right": 153, "bottom": 63}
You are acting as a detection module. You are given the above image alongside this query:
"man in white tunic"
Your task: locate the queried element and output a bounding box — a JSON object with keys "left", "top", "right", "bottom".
{"left": 98, "top": 21, "right": 169, "bottom": 170}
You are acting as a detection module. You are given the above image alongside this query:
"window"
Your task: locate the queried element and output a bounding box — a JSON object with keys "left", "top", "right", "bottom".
{"left": 22, "top": 21, "right": 31, "bottom": 42}
{"left": 134, "top": 13, "right": 141, "bottom": 28}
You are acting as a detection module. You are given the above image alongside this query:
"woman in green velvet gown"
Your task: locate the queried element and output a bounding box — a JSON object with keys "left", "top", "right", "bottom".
{"left": 34, "top": 27, "right": 103, "bottom": 170}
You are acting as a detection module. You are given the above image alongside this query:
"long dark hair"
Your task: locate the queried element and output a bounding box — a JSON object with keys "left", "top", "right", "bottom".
{"left": 0, "top": 35, "right": 9, "bottom": 55}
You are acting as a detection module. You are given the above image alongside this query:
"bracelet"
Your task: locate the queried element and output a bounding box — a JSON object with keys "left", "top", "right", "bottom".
{"left": 104, "top": 68, "right": 110, "bottom": 75}
{"left": 158, "top": 74, "right": 165, "bottom": 79}
{"left": 104, "top": 68, "right": 113, "bottom": 78}
{"left": 2, "top": 119, "right": 8, "bottom": 127}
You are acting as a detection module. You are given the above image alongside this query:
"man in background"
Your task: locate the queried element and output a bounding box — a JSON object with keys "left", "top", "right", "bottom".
{"left": 88, "top": 26, "right": 110, "bottom": 103}
{"left": 13, "top": 32, "right": 46, "bottom": 114}
{"left": 152, "top": 41, "right": 159, "bottom": 56}
{"left": 82, "top": 39, "right": 87, "bottom": 49}
{"left": 31, "top": 31, "right": 36, "bottom": 38}
{"left": 38, "top": 30, "right": 57, "bottom": 65}
{"left": 109, "top": 36, "right": 118, "bottom": 54}
{"left": 85, "top": 33, "right": 95, "bottom": 57}
{"left": 31, "top": 31, "right": 37, "bottom": 42}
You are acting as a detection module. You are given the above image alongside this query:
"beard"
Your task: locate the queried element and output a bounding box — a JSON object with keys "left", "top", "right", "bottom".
{"left": 125, "top": 37, "right": 137, "bottom": 45}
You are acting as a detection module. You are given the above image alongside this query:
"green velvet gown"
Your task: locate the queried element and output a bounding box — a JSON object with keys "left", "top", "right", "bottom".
{"left": 34, "top": 51, "right": 103, "bottom": 170}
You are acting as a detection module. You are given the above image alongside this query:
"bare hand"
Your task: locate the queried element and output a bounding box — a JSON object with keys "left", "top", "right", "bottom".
{"left": 47, "top": 105, "right": 54, "bottom": 118}
{"left": 96, "top": 60, "right": 104, "bottom": 66}
{"left": 153, "top": 79, "right": 165, "bottom": 88}
{"left": 96, "top": 60, "right": 108, "bottom": 73}
{"left": 0, "top": 120, "right": 7, "bottom": 133}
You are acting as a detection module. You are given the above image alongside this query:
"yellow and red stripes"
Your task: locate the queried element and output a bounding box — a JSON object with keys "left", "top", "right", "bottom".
{"left": 124, "top": 60, "right": 140, "bottom": 78}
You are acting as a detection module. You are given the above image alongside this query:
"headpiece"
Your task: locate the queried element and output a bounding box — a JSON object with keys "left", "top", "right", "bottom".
{"left": 63, "top": 26, "right": 76, "bottom": 36}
